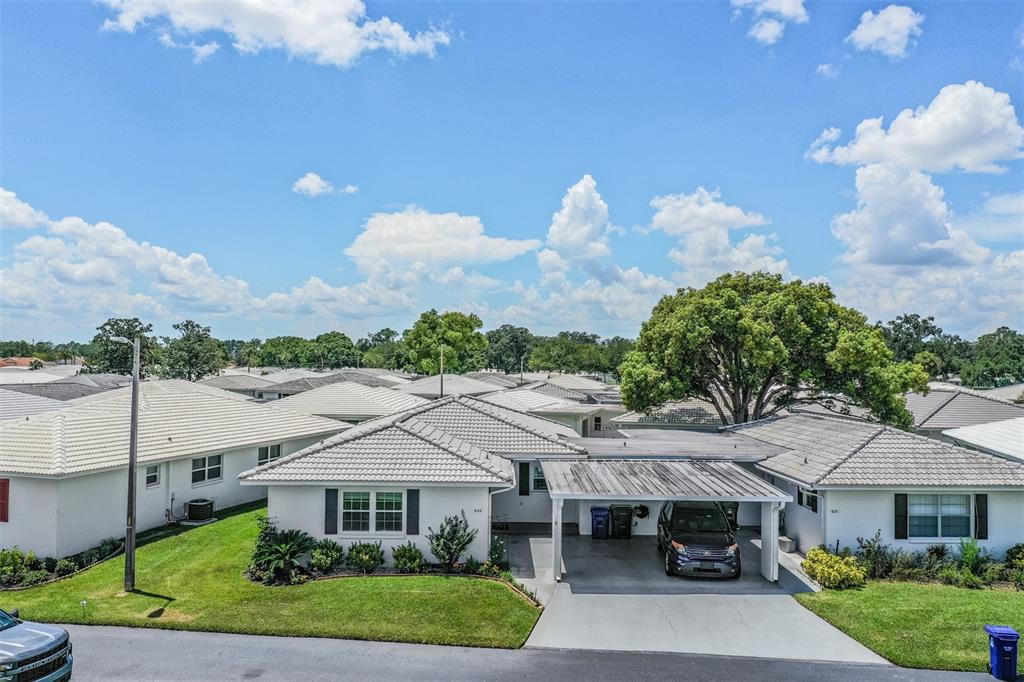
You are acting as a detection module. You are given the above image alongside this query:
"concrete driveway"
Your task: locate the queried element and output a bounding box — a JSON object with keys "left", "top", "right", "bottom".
{"left": 512, "top": 533, "right": 887, "bottom": 664}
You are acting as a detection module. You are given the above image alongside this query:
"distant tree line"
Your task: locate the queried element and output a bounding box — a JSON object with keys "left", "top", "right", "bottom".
{"left": 4, "top": 301, "right": 1019, "bottom": 390}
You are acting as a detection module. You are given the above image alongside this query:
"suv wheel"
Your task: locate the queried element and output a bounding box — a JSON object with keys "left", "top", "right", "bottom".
{"left": 664, "top": 551, "right": 673, "bottom": 576}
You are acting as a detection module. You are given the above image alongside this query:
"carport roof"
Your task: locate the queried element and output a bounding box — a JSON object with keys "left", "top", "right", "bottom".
{"left": 541, "top": 459, "right": 791, "bottom": 502}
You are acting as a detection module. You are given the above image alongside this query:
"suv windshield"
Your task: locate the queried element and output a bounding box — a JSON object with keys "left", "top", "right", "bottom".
{"left": 0, "top": 610, "right": 16, "bottom": 631}
{"left": 671, "top": 506, "right": 730, "bottom": 533}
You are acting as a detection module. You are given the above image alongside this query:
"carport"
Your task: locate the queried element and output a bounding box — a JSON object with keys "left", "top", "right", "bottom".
{"left": 541, "top": 459, "right": 792, "bottom": 583}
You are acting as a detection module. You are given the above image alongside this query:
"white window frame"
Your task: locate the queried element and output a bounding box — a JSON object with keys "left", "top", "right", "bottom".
{"left": 258, "top": 443, "right": 282, "bottom": 466}
{"left": 532, "top": 464, "right": 547, "bottom": 492}
{"left": 145, "top": 464, "right": 160, "bottom": 488}
{"left": 340, "top": 489, "right": 405, "bottom": 536}
{"left": 191, "top": 454, "right": 223, "bottom": 487}
{"left": 908, "top": 493, "right": 972, "bottom": 540}
{"left": 797, "top": 487, "right": 819, "bottom": 514}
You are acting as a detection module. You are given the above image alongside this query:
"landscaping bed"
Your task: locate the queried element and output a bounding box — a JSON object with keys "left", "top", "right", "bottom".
{"left": 4, "top": 502, "right": 540, "bottom": 649}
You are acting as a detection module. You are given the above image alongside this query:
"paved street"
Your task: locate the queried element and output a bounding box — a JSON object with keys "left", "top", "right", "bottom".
{"left": 64, "top": 625, "right": 984, "bottom": 681}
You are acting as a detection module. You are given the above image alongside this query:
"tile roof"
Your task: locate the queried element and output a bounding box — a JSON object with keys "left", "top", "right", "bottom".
{"left": 0, "top": 388, "right": 68, "bottom": 422}
{"left": 478, "top": 388, "right": 600, "bottom": 415}
{"left": 264, "top": 369, "right": 407, "bottom": 394}
{"left": 0, "top": 380, "right": 348, "bottom": 477}
{"left": 58, "top": 373, "right": 133, "bottom": 389}
{"left": 199, "top": 374, "right": 275, "bottom": 391}
{"left": 0, "top": 370, "right": 65, "bottom": 384}
{"left": 944, "top": 418, "right": 1024, "bottom": 462}
{"left": 737, "top": 413, "right": 1024, "bottom": 488}
{"left": 0, "top": 381, "right": 108, "bottom": 401}
{"left": 394, "top": 374, "right": 498, "bottom": 398}
{"left": 612, "top": 398, "right": 729, "bottom": 427}
{"left": 240, "top": 394, "right": 584, "bottom": 485}
{"left": 271, "top": 382, "right": 429, "bottom": 420}
{"left": 239, "top": 417, "right": 513, "bottom": 485}
{"left": 542, "top": 374, "right": 612, "bottom": 391}
{"left": 978, "top": 384, "right": 1024, "bottom": 403}
{"left": 519, "top": 381, "right": 589, "bottom": 402}
{"left": 905, "top": 387, "right": 1024, "bottom": 430}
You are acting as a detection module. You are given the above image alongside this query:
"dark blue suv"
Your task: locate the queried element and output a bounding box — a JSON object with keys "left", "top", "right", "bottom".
{"left": 656, "top": 501, "right": 741, "bottom": 579}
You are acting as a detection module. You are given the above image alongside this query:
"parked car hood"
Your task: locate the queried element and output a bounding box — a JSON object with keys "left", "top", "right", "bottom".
{"left": 0, "top": 621, "right": 68, "bottom": 662}
{"left": 669, "top": 530, "right": 735, "bottom": 547}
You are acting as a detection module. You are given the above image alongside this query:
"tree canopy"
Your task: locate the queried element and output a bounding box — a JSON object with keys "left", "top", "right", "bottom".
{"left": 960, "top": 326, "right": 1024, "bottom": 386}
{"left": 160, "top": 320, "right": 227, "bottom": 381}
{"left": 403, "top": 310, "right": 488, "bottom": 374}
{"left": 878, "top": 313, "right": 972, "bottom": 380}
{"left": 485, "top": 325, "right": 536, "bottom": 374}
{"left": 620, "top": 272, "right": 929, "bottom": 428}
{"left": 84, "top": 318, "right": 161, "bottom": 377}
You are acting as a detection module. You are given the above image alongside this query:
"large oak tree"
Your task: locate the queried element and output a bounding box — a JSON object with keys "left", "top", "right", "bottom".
{"left": 619, "top": 272, "right": 929, "bottom": 428}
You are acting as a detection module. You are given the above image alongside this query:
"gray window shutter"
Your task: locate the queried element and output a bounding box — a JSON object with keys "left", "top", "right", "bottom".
{"left": 519, "top": 462, "right": 531, "bottom": 496}
{"left": 974, "top": 494, "right": 988, "bottom": 540}
{"left": 325, "top": 488, "right": 338, "bottom": 535}
{"left": 407, "top": 489, "right": 420, "bottom": 536}
{"left": 894, "top": 493, "right": 908, "bottom": 540}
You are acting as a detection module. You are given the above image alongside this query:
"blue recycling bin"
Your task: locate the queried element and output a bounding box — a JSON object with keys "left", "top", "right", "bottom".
{"left": 591, "top": 506, "right": 610, "bottom": 539}
{"left": 985, "top": 625, "right": 1019, "bottom": 681}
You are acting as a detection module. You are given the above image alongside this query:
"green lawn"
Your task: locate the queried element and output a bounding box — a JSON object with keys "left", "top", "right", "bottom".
{"left": 5, "top": 502, "right": 540, "bottom": 649}
{"left": 796, "top": 582, "right": 1024, "bottom": 671}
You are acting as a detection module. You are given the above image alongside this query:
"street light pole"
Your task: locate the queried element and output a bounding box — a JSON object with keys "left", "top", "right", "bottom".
{"left": 112, "top": 336, "right": 141, "bottom": 592}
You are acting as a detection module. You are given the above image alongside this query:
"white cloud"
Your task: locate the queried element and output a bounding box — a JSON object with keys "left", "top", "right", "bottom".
{"left": 815, "top": 63, "right": 839, "bottom": 79}
{"left": 731, "top": 0, "right": 808, "bottom": 45}
{"left": 100, "top": 0, "right": 450, "bottom": 69}
{"left": 340, "top": 184, "right": 359, "bottom": 195}
{"left": 0, "top": 188, "right": 49, "bottom": 229}
{"left": 647, "top": 187, "right": 787, "bottom": 287}
{"left": 292, "top": 172, "right": 335, "bottom": 196}
{"left": 343, "top": 205, "right": 540, "bottom": 275}
{"left": 544, "top": 175, "right": 614, "bottom": 263}
{"left": 808, "top": 81, "right": 1024, "bottom": 173}
{"left": 832, "top": 164, "right": 990, "bottom": 267}
{"left": 846, "top": 5, "right": 924, "bottom": 60}
{"left": 158, "top": 32, "right": 220, "bottom": 63}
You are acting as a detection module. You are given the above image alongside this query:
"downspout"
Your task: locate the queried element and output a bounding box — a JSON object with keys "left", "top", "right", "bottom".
{"left": 489, "top": 476, "right": 518, "bottom": 561}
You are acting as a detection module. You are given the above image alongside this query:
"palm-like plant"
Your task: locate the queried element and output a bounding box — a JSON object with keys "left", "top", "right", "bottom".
{"left": 255, "top": 529, "right": 316, "bottom": 584}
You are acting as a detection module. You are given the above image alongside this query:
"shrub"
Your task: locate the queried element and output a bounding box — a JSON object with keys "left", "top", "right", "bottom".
{"left": 939, "top": 565, "right": 983, "bottom": 589}
{"left": 1004, "top": 543, "right": 1024, "bottom": 570}
{"left": 488, "top": 534, "right": 508, "bottom": 569}
{"left": 1010, "top": 567, "right": 1024, "bottom": 591}
{"left": 347, "top": 541, "right": 384, "bottom": 574}
{"left": 79, "top": 549, "right": 99, "bottom": 567}
{"left": 42, "top": 557, "right": 58, "bottom": 574}
{"left": 310, "top": 539, "right": 344, "bottom": 574}
{"left": 803, "top": 547, "right": 867, "bottom": 589}
{"left": 54, "top": 558, "right": 77, "bottom": 577}
{"left": 464, "top": 556, "right": 482, "bottom": 575}
{"left": 0, "top": 547, "right": 35, "bottom": 586}
{"left": 392, "top": 542, "right": 425, "bottom": 574}
{"left": 98, "top": 537, "right": 121, "bottom": 558}
{"left": 957, "top": 537, "right": 986, "bottom": 575}
{"left": 856, "top": 530, "right": 893, "bottom": 579}
{"left": 247, "top": 515, "right": 279, "bottom": 581}
{"left": 926, "top": 544, "right": 950, "bottom": 561}
{"left": 427, "top": 512, "right": 478, "bottom": 573}
{"left": 478, "top": 561, "right": 502, "bottom": 577}
{"left": 981, "top": 562, "right": 1006, "bottom": 585}
{"left": 21, "top": 569, "right": 50, "bottom": 586}
{"left": 254, "top": 529, "right": 316, "bottom": 585}
{"left": 499, "top": 569, "right": 515, "bottom": 584}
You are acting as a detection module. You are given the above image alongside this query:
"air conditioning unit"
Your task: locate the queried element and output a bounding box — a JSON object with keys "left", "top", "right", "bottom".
{"left": 186, "top": 498, "right": 214, "bottom": 522}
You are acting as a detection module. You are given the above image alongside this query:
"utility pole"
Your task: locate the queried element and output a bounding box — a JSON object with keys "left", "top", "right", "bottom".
{"left": 111, "top": 336, "right": 140, "bottom": 592}
{"left": 439, "top": 345, "right": 445, "bottom": 398}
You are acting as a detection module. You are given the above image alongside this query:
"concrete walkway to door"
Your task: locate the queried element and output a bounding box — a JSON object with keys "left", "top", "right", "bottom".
{"left": 513, "top": 534, "right": 887, "bottom": 665}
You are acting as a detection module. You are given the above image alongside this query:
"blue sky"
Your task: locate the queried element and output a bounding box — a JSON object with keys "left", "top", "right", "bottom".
{"left": 1, "top": 1, "right": 1022, "bottom": 342}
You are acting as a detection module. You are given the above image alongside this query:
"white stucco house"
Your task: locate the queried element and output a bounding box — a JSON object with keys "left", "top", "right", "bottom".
{"left": 0, "top": 380, "right": 347, "bottom": 558}
{"left": 477, "top": 388, "right": 623, "bottom": 437}
{"left": 733, "top": 413, "right": 1024, "bottom": 556}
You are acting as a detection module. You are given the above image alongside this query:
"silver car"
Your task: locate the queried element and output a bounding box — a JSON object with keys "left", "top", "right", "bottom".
{"left": 0, "top": 608, "right": 73, "bottom": 681}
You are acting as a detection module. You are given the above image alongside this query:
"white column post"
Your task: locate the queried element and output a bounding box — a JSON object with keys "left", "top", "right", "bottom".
{"left": 760, "top": 501, "right": 780, "bottom": 582}
{"left": 551, "top": 497, "right": 564, "bottom": 582}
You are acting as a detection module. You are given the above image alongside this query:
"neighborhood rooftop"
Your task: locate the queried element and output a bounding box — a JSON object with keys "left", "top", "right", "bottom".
{"left": 270, "top": 381, "right": 429, "bottom": 420}
{"left": 478, "top": 388, "right": 602, "bottom": 415}
{"left": 394, "top": 373, "right": 499, "bottom": 398}
{"left": 944, "top": 417, "right": 1024, "bottom": 462}
{"left": 199, "top": 374, "right": 275, "bottom": 391}
{"left": 0, "top": 387, "right": 67, "bottom": 422}
{"left": 733, "top": 412, "right": 1024, "bottom": 488}
{"left": 904, "top": 386, "right": 1024, "bottom": 430}
{"left": 0, "top": 380, "right": 347, "bottom": 476}
{"left": 611, "top": 398, "right": 730, "bottom": 427}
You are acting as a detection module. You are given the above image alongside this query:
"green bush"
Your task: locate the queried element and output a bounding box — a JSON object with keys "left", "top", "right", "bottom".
{"left": 346, "top": 541, "right": 384, "bottom": 574}
{"left": 856, "top": 530, "right": 893, "bottom": 579}
{"left": 54, "top": 558, "right": 77, "bottom": 577}
{"left": 0, "top": 547, "right": 35, "bottom": 586}
{"left": 254, "top": 529, "right": 316, "bottom": 585}
{"left": 478, "top": 561, "right": 502, "bottom": 577}
{"left": 42, "top": 557, "right": 58, "bottom": 573}
{"left": 981, "top": 562, "right": 1006, "bottom": 585}
{"left": 926, "top": 544, "right": 950, "bottom": 561}
{"left": 310, "top": 539, "right": 344, "bottom": 573}
{"left": 463, "top": 556, "right": 482, "bottom": 575}
{"left": 803, "top": 547, "right": 867, "bottom": 589}
{"left": 1004, "top": 543, "right": 1024, "bottom": 569}
{"left": 957, "top": 537, "right": 986, "bottom": 575}
{"left": 21, "top": 569, "right": 50, "bottom": 586}
{"left": 1010, "top": 567, "right": 1024, "bottom": 591}
{"left": 488, "top": 535, "right": 508, "bottom": 569}
{"left": 427, "top": 512, "right": 478, "bottom": 573}
{"left": 392, "top": 542, "right": 425, "bottom": 574}
{"left": 939, "top": 565, "right": 983, "bottom": 589}
{"left": 98, "top": 537, "right": 121, "bottom": 558}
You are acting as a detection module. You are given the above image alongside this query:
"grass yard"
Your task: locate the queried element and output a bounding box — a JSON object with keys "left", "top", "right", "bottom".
{"left": 796, "top": 581, "right": 1024, "bottom": 671}
{"left": 5, "top": 502, "right": 540, "bottom": 649}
